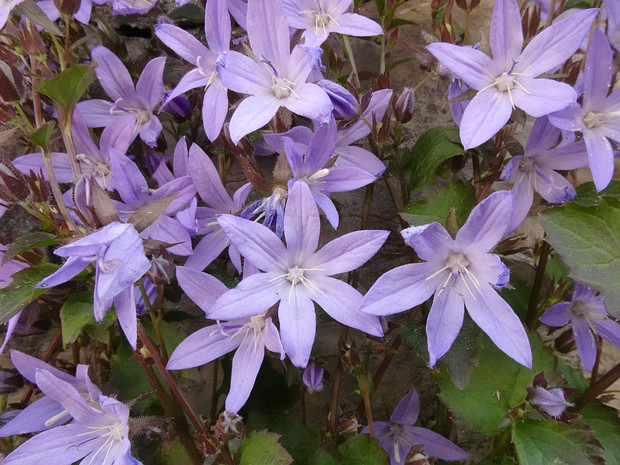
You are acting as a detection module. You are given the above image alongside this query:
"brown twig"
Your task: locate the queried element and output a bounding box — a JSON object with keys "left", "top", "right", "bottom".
{"left": 574, "top": 361, "right": 620, "bottom": 411}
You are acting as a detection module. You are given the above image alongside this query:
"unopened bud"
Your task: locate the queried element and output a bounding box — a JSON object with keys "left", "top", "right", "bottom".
{"left": 18, "top": 19, "right": 46, "bottom": 56}
{"left": 162, "top": 94, "right": 190, "bottom": 121}
{"left": 455, "top": 0, "right": 481, "bottom": 10}
{"left": 0, "top": 61, "right": 24, "bottom": 103}
{"left": 302, "top": 362, "right": 324, "bottom": 393}
{"left": 317, "top": 80, "right": 358, "bottom": 119}
{"left": 53, "top": 0, "right": 82, "bottom": 16}
{"left": 394, "top": 87, "right": 414, "bottom": 123}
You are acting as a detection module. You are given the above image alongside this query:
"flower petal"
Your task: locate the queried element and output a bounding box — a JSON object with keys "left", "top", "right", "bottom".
{"left": 459, "top": 89, "right": 512, "bottom": 149}
{"left": 284, "top": 181, "right": 320, "bottom": 264}
{"left": 189, "top": 143, "right": 234, "bottom": 211}
{"left": 226, "top": 336, "right": 264, "bottom": 413}
{"left": 167, "top": 325, "right": 240, "bottom": 369}
{"left": 154, "top": 23, "right": 211, "bottom": 64}
{"left": 203, "top": 81, "right": 228, "bottom": 142}
{"left": 401, "top": 223, "right": 453, "bottom": 262}
{"left": 208, "top": 273, "right": 282, "bottom": 320}
{"left": 205, "top": 0, "right": 231, "bottom": 53}
{"left": 176, "top": 266, "right": 228, "bottom": 314}
{"left": 390, "top": 388, "right": 419, "bottom": 425}
{"left": 247, "top": 0, "right": 290, "bottom": 70}
{"left": 427, "top": 287, "right": 466, "bottom": 367}
{"left": 512, "top": 78, "right": 576, "bottom": 117}
{"left": 583, "top": 129, "right": 615, "bottom": 191}
{"left": 489, "top": 0, "right": 523, "bottom": 71}
{"left": 278, "top": 286, "right": 316, "bottom": 368}
{"left": 410, "top": 426, "right": 469, "bottom": 461}
{"left": 312, "top": 230, "right": 389, "bottom": 275}
{"left": 136, "top": 57, "right": 165, "bottom": 109}
{"left": 228, "top": 95, "right": 281, "bottom": 144}
{"left": 91, "top": 46, "right": 136, "bottom": 102}
{"left": 425, "top": 42, "right": 494, "bottom": 90}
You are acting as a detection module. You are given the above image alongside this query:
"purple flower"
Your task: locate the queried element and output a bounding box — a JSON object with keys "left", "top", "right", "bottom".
{"left": 216, "top": 0, "right": 333, "bottom": 143}
{"left": 302, "top": 362, "right": 324, "bottom": 393}
{"left": 549, "top": 29, "right": 620, "bottom": 191}
{"left": 155, "top": 0, "right": 230, "bottom": 142}
{"left": 0, "top": 351, "right": 102, "bottom": 437}
{"left": 526, "top": 372, "right": 575, "bottom": 421}
{"left": 603, "top": 0, "right": 620, "bottom": 50}
{"left": 282, "top": 0, "right": 383, "bottom": 47}
{"left": 426, "top": 0, "right": 597, "bottom": 149}
{"left": 500, "top": 116, "right": 588, "bottom": 232}
{"left": 316, "top": 80, "right": 358, "bottom": 119}
{"left": 540, "top": 283, "right": 620, "bottom": 371}
{"left": 2, "top": 368, "right": 140, "bottom": 465}
{"left": 363, "top": 388, "right": 468, "bottom": 465}
{"left": 361, "top": 191, "right": 532, "bottom": 368}
{"left": 208, "top": 182, "right": 387, "bottom": 367}
{"left": 36, "top": 222, "right": 151, "bottom": 348}
{"left": 76, "top": 46, "right": 165, "bottom": 147}
{"left": 170, "top": 266, "right": 284, "bottom": 413}
{"left": 240, "top": 186, "right": 288, "bottom": 238}
{"left": 181, "top": 143, "right": 251, "bottom": 272}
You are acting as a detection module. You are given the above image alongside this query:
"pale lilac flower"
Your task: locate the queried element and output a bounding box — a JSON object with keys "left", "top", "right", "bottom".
{"left": 181, "top": 143, "right": 251, "bottom": 272}
{"left": 0, "top": 245, "right": 28, "bottom": 353}
{"left": 170, "top": 266, "right": 284, "bottom": 413}
{"left": 549, "top": 29, "right": 620, "bottom": 191}
{"left": 155, "top": 0, "right": 230, "bottom": 141}
{"left": 500, "top": 116, "right": 588, "bottom": 232}
{"left": 603, "top": 0, "right": 620, "bottom": 50}
{"left": 317, "top": 80, "right": 358, "bottom": 119}
{"left": 427, "top": 0, "right": 597, "bottom": 149}
{"left": 540, "top": 283, "right": 620, "bottom": 371}
{"left": 77, "top": 46, "right": 165, "bottom": 147}
{"left": 227, "top": 0, "right": 247, "bottom": 30}
{"left": 361, "top": 191, "right": 532, "bottom": 368}
{"left": 37, "top": 0, "right": 106, "bottom": 25}
{"left": 208, "top": 182, "right": 387, "bottom": 367}
{"left": 216, "top": 0, "right": 333, "bottom": 144}
{"left": 0, "top": 0, "right": 26, "bottom": 30}
{"left": 282, "top": 0, "right": 382, "bottom": 47}
{"left": 363, "top": 388, "right": 468, "bottom": 465}
{"left": 302, "top": 362, "right": 323, "bottom": 393}
{"left": 0, "top": 351, "right": 102, "bottom": 437}
{"left": 36, "top": 222, "right": 151, "bottom": 348}
{"left": 526, "top": 372, "right": 575, "bottom": 422}
{"left": 3, "top": 368, "right": 140, "bottom": 465}
{"left": 240, "top": 186, "right": 288, "bottom": 238}
{"left": 111, "top": 0, "right": 155, "bottom": 15}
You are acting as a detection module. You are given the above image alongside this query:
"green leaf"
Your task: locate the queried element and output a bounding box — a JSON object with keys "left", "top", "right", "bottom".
{"left": 573, "top": 181, "right": 620, "bottom": 207}
{"left": 401, "top": 182, "right": 475, "bottom": 228}
{"left": 110, "top": 340, "right": 153, "bottom": 411}
{"left": 556, "top": 359, "right": 589, "bottom": 394}
{"left": 512, "top": 419, "right": 603, "bottom": 465}
{"left": 27, "top": 122, "right": 56, "bottom": 147}
{"left": 3, "top": 232, "right": 56, "bottom": 264}
{"left": 239, "top": 431, "right": 293, "bottom": 465}
{"left": 0, "top": 262, "right": 58, "bottom": 325}
{"left": 540, "top": 198, "right": 620, "bottom": 318}
{"left": 338, "top": 435, "right": 389, "bottom": 465}
{"left": 168, "top": 4, "right": 205, "bottom": 22}
{"left": 399, "top": 127, "right": 464, "bottom": 190}
{"left": 312, "top": 451, "right": 340, "bottom": 465}
{"left": 36, "top": 65, "right": 96, "bottom": 112}
{"left": 59, "top": 291, "right": 115, "bottom": 345}
{"left": 581, "top": 402, "right": 620, "bottom": 464}
{"left": 433, "top": 333, "right": 556, "bottom": 435}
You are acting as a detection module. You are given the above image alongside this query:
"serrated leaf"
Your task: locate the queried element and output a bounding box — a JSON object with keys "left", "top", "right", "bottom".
{"left": 312, "top": 451, "right": 340, "bottom": 465}
{"left": 27, "top": 122, "right": 56, "bottom": 147}
{"left": 401, "top": 182, "right": 475, "bottom": 228}
{"left": 60, "top": 291, "right": 115, "bottom": 345}
{"left": 3, "top": 232, "right": 56, "bottom": 264}
{"left": 399, "top": 127, "right": 464, "bottom": 190}
{"left": 573, "top": 181, "right": 620, "bottom": 207}
{"left": 240, "top": 431, "right": 293, "bottom": 465}
{"left": 512, "top": 419, "right": 604, "bottom": 465}
{"left": 338, "top": 435, "right": 389, "bottom": 465}
{"left": 540, "top": 198, "right": 620, "bottom": 318}
{"left": 581, "top": 402, "right": 620, "bottom": 464}
{"left": 0, "top": 262, "right": 58, "bottom": 325}
{"left": 433, "top": 333, "right": 556, "bottom": 435}
{"left": 13, "top": 0, "right": 62, "bottom": 34}
{"left": 168, "top": 3, "right": 205, "bottom": 22}
{"left": 37, "top": 65, "right": 95, "bottom": 112}
{"left": 128, "top": 193, "right": 177, "bottom": 233}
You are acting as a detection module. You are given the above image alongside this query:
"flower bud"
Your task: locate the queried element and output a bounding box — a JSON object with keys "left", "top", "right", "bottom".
{"left": 0, "top": 61, "right": 24, "bottom": 103}
{"left": 317, "top": 80, "right": 358, "bottom": 119}
{"left": 394, "top": 87, "right": 414, "bottom": 123}
{"left": 302, "top": 362, "right": 324, "bottom": 393}
{"left": 162, "top": 94, "right": 190, "bottom": 121}
{"left": 53, "top": 0, "right": 82, "bottom": 16}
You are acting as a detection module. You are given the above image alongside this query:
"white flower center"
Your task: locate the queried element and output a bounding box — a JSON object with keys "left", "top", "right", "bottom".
{"left": 582, "top": 111, "right": 604, "bottom": 129}
{"left": 286, "top": 265, "right": 305, "bottom": 285}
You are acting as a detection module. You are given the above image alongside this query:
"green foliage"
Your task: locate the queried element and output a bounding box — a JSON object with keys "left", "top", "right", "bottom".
{"left": 512, "top": 418, "right": 604, "bottom": 465}
{"left": 581, "top": 402, "right": 620, "bottom": 464}
{"left": 401, "top": 182, "right": 475, "bottom": 228}
{"left": 541, "top": 198, "right": 620, "bottom": 318}
{"left": 27, "top": 122, "right": 56, "bottom": 147}
{"left": 314, "top": 435, "right": 389, "bottom": 465}
{"left": 110, "top": 341, "right": 153, "bottom": 412}
{"left": 3, "top": 232, "right": 56, "bottom": 264}
{"left": 433, "top": 333, "right": 556, "bottom": 435}
{"left": 0, "top": 262, "right": 58, "bottom": 325}
{"left": 59, "top": 291, "right": 115, "bottom": 345}
{"left": 399, "top": 127, "right": 464, "bottom": 190}
{"left": 36, "top": 65, "right": 96, "bottom": 112}
{"left": 572, "top": 181, "right": 620, "bottom": 207}
{"left": 239, "top": 431, "right": 293, "bottom": 465}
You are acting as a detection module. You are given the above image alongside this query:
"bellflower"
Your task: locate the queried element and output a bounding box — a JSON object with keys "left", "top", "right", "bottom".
{"left": 155, "top": 0, "right": 230, "bottom": 142}
{"left": 3, "top": 369, "right": 140, "bottom": 465}
{"left": 526, "top": 374, "right": 575, "bottom": 421}
{"left": 302, "top": 362, "right": 324, "bottom": 393}
{"left": 76, "top": 46, "right": 165, "bottom": 148}
{"left": 282, "top": 0, "right": 383, "bottom": 47}
{"left": 169, "top": 266, "right": 285, "bottom": 413}
{"left": 181, "top": 143, "right": 251, "bottom": 271}
{"left": 240, "top": 186, "right": 288, "bottom": 238}
{"left": 500, "top": 116, "right": 588, "bottom": 232}
{"left": 426, "top": 0, "right": 597, "bottom": 149}
{"left": 216, "top": 0, "right": 333, "bottom": 144}
{"left": 363, "top": 388, "right": 468, "bottom": 465}
{"left": 361, "top": 191, "right": 532, "bottom": 368}
{"left": 540, "top": 283, "right": 620, "bottom": 371}
{"left": 0, "top": 351, "right": 102, "bottom": 437}
{"left": 549, "top": 29, "right": 620, "bottom": 191}
{"left": 36, "top": 222, "right": 151, "bottom": 348}
{"left": 208, "top": 182, "right": 387, "bottom": 367}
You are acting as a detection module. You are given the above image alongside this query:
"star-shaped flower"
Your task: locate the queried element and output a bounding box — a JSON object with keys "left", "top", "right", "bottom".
{"left": 426, "top": 0, "right": 597, "bottom": 149}
{"left": 207, "top": 181, "right": 388, "bottom": 367}
{"left": 361, "top": 191, "right": 532, "bottom": 368}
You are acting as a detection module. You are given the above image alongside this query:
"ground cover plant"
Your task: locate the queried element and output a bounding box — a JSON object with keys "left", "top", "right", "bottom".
{"left": 0, "top": 0, "right": 620, "bottom": 463}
